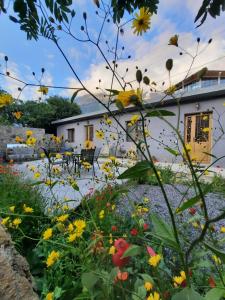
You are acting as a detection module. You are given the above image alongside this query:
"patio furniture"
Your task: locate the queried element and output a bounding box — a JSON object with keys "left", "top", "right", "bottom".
{"left": 94, "top": 147, "right": 101, "bottom": 169}
{"left": 76, "top": 148, "right": 96, "bottom": 176}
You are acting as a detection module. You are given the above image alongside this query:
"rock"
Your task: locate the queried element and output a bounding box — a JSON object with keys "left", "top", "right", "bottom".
{"left": 0, "top": 224, "right": 39, "bottom": 300}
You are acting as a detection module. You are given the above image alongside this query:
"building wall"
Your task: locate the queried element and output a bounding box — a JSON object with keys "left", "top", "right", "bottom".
{"left": 56, "top": 97, "right": 225, "bottom": 167}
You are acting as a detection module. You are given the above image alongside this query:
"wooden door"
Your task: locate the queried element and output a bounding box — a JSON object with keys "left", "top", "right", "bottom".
{"left": 185, "top": 112, "right": 212, "bottom": 163}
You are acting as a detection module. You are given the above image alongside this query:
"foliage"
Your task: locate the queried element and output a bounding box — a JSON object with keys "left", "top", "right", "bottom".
{"left": 195, "top": 0, "right": 225, "bottom": 27}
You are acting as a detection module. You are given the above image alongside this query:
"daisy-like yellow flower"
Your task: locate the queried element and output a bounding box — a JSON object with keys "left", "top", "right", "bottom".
{"left": 132, "top": 7, "right": 151, "bottom": 36}
{"left": 96, "top": 130, "right": 104, "bottom": 139}
{"left": 168, "top": 34, "right": 179, "bottom": 46}
{"left": 99, "top": 210, "right": 105, "bottom": 219}
{"left": 38, "top": 86, "right": 49, "bottom": 95}
{"left": 128, "top": 114, "right": 139, "bottom": 126}
{"left": 173, "top": 271, "right": 186, "bottom": 287}
{"left": 202, "top": 127, "right": 210, "bottom": 133}
{"left": 67, "top": 223, "right": 74, "bottom": 232}
{"left": 84, "top": 140, "right": 93, "bottom": 149}
{"left": 147, "top": 292, "right": 160, "bottom": 300}
{"left": 12, "top": 218, "right": 22, "bottom": 228}
{"left": 68, "top": 233, "right": 77, "bottom": 242}
{"left": 46, "top": 292, "right": 54, "bottom": 300}
{"left": 1, "top": 217, "right": 10, "bottom": 226}
{"left": 43, "top": 228, "right": 53, "bottom": 240}
{"left": 40, "top": 152, "right": 45, "bottom": 158}
{"left": 55, "top": 153, "right": 62, "bottom": 159}
{"left": 56, "top": 214, "right": 69, "bottom": 223}
{"left": 46, "top": 250, "right": 60, "bottom": 267}
{"left": 74, "top": 219, "right": 86, "bottom": 231}
{"left": 117, "top": 89, "right": 142, "bottom": 108}
{"left": 26, "top": 137, "right": 37, "bottom": 146}
{"left": 82, "top": 162, "right": 92, "bottom": 170}
{"left": 15, "top": 136, "right": 23, "bottom": 143}
{"left": 13, "top": 111, "right": 22, "bottom": 119}
{"left": 26, "top": 130, "right": 33, "bottom": 136}
{"left": 23, "top": 204, "right": 34, "bottom": 213}
{"left": 148, "top": 254, "right": 161, "bottom": 267}
{"left": 109, "top": 245, "right": 116, "bottom": 255}
{"left": 220, "top": 226, "right": 225, "bottom": 233}
{"left": 144, "top": 281, "right": 153, "bottom": 291}
{"left": 9, "top": 206, "right": 15, "bottom": 212}
{"left": 0, "top": 93, "right": 13, "bottom": 108}
{"left": 45, "top": 179, "right": 52, "bottom": 186}
{"left": 105, "top": 117, "right": 112, "bottom": 125}
{"left": 34, "top": 172, "right": 41, "bottom": 179}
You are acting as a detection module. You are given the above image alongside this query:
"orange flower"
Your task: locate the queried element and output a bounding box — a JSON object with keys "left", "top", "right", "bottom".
{"left": 13, "top": 111, "right": 22, "bottom": 119}
{"left": 117, "top": 271, "right": 129, "bottom": 281}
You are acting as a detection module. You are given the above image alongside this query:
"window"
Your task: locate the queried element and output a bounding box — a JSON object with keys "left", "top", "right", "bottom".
{"left": 126, "top": 121, "right": 142, "bottom": 142}
{"left": 220, "top": 78, "right": 225, "bottom": 84}
{"left": 195, "top": 114, "right": 210, "bottom": 142}
{"left": 67, "top": 128, "right": 75, "bottom": 142}
{"left": 85, "top": 125, "right": 94, "bottom": 141}
{"left": 201, "top": 78, "right": 218, "bottom": 88}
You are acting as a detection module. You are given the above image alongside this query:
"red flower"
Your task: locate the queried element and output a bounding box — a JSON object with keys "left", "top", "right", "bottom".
{"left": 111, "top": 225, "right": 117, "bottom": 232}
{"left": 143, "top": 223, "right": 149, "bottom": 230}
{"left": 117, "top": 271, "right": 129, "bottom": 281}
{"left": 130, "top": 228, "right": 138, "bottom": 236}
{"left": 112, "top": 238, "right": 130, "bottom": 267}
{"left": 112, "top": 252, "right": 130, "bottom": 267}
{"left": 208, "top": 276, "right": 216, "bottom": 288}
{"left": 189, "top": 207, "right": 196, "bottom": 215}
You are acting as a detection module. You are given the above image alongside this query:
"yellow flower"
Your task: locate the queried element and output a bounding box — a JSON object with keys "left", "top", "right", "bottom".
{"left": 43, "top": 228, "right": 53, "bottom": 240}
{"left": 202, "top": 127, "right": 209, "bottom": 133}
{"left": 168, "top": 34, "right": 179, "bottom": 46}
{"left": 144, "top": 281, "right": 153, "bottom": 291}
{"left": 46, "top": 250, "right": 60, "bottom": 267}
{"left": 13, "top": 111, "right": 22, "bottom": 119}
{"left": 12, "top": 218, "right": 22, "bottom": 228}
{"left": 128, "top": 114, "right": 140, "bottom": 126}
{"left": 212, "top": 255, "right": 221, "bottom": 265}
{"left": 132, "top": 7, "right": 151, "bottom": 36}
{"left": 220, "top": 226, "right": 225, "bottom": 233}
{"left": 84, "top": 140, "right": 94, "bottom": 149}
{"left": 45, "top": 179, "right": 52, "bottom": 186}
{"left": 111, "top": 204, "right": 116, "bottom": 210}
{"left": 46, "top": 292, "right": 54, "bottom": 300}
{"left": 166, "top": 85, "right": 177, "bottom": 95}
{"left": 96, "top": 130, "right": 104, "bottom": 139}
{"left": 15, "top": 136, "right": 23, "bottom": 143}
{"left": 56, "top": 214, "right": 69, "bottom": 223}
{"left": 65, "top": 151, "right": 72, "bottom": 156}
{"left": 203, "top": 115, "right": 208, "bottom": 120}
{"left": 105, "top": 117, "right": 112, "bottom": 125}
{"left": 26, "top": 130, "right": 33, "bottom": 136}
{"left": 147, "top": 292, "right": 160, "bottom": 300}
{"left": 34, "top": 172, "right": 41, "bottom": 179}
{"left": 40, "top": 153, "right": 45, "bottom": 158}
{"left": 99, "top": 210, "right": 105, "bottom": 219}
{"left": 68, "top": 233, "right": 77, "bottom": 242}
{"left": 23, "top": 204, "right": 34, "bottom": 213}
{"left": 38, "top": 86, "right": 49, "bottom": 95}
{"left": 55, "top": 153, "right": 62, "bottom": 159}
{"left": 74, "top": 219, "right": 86, "bottom": 231}
{"left": 143, "top": 197, "right": 150, "bottom": 203}
{"left": 183, "top": 143, "right": 192, "bottom": 155}
{"left": 82, "top": 161, "right": 92, "bottom": 169}
{"left": 67, "top": 223, "right": 74, "bottom": 232}
{"left": 9, "top": 206, "right": 15, "bottom": 212}
{"left": 26, "top": 137, "right": 37, "bottom": 146}
{"left": 173, "top": 271, "right": 186, "bottom": 287}
{"left": 0, "top": 93, "right": 13, "bottom": 108}
{"left": 192, "top": 222, "right": 199, "bottom": 228}
{"left": 117, "top": 89, "right": 142, "bottom": 108}
{"left": 1, "top": 217, "right": 10, "bottom": 226}
{"left": 109, "top": 246, "right": 116, "bottom": 255}
{"left": 109, "top": 233, "right": 113, "bottom": 244}
{"left": 148, "top": 254, "right": 161, "bottom": 267}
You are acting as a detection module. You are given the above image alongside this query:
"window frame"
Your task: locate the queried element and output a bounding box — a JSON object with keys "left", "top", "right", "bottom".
{"left": 67, "top": 128, "right": 75, "bottom": 143}
{"left": 85, "top": 125, "right": 94, "bottom": 141}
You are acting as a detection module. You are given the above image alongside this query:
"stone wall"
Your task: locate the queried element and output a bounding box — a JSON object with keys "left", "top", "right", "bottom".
{"left": 0, "top": 224, "right": 39, "bottom": 300}
{"left": 0, "top": 126, "right": 45, "bottom": 153}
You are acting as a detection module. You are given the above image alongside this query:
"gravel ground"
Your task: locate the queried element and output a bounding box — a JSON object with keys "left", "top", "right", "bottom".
{"left": 117, "top": 184, "right": 225, "bottom": 237}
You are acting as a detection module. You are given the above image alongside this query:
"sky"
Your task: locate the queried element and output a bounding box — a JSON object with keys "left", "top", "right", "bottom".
{"left": 0, "top": 0, "right": 224, "bottom": 104}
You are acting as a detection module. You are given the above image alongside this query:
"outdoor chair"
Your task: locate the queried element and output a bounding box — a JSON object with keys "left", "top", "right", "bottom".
{"left": 77, "top": 148, "right": 96, "bottom": 176}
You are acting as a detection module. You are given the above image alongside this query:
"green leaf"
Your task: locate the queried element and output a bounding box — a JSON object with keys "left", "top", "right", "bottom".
{"left": 145, "top": 109, "right": 176, "bottom": 117}
{"left": 172, "top": 287, "right": 204, "bottom": 300}
{"left": 202, "top": 152, "right": 217, "bottom": 159}
{"left": 118, "top": 161, "right": 152, "bottom": 179}
{"left": 140, "top": 274, "right": 154, "bottom": 284}
{"left": 54, "top": 286, "right": 63, "bottom": 299}
{"left": 164, "top": 147, "right": 179, "bottom": 156}
{"left": 151, "top": 214, "right": 179, "bottom": 250}
{"left": 121, "top": 245, "right": 141, "bottom": 258}
{"left": 204, "top": 243, "right": 225, "bottom": 263}
{"left": 177, "top": 194, "right": 202, "bottom": 213}
{"left": 204, "top": 288, "right": 225, "bottom": 300}
{"left": 71, "top": 89, "right": 84, "bottom": 103}
{"left": 81, "top": 272, "right": 99, "bottom": 291}
{"left": 105, "top": 88, "right": 120, "bottom": 95}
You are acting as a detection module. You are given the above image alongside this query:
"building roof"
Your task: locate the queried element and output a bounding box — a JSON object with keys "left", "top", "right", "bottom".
{"left": 52, "top": 83, "right": 225, "bottom": 126}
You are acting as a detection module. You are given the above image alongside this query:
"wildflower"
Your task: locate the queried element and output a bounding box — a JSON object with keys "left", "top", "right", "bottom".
{"left": 84, "top": 140, "right": 93, "bottom": 149}
{"left": 220, "top": 226, "right": 225, "bottom": 233}
{"left": 9, "top": 206, "right": 15, "bottom": 212}
{"left": 43, "top": 228, "right": 53, "bottom": 240}
{"left": 166, "top": 85, "right": 177, "bottom": 95}
{"left": 109, "top": 245, "right": 116, "bottom": 255}
{"left": 143, "top": 197, "right": 150, "bottom": 203}
{"left": 1, "top": 217, "right": 10, "bottom": 226}
{"left": 56, "top": 214, "right": 69, "bottom": 223}
{"left": 45, "top": 179, "right": 52, "bottom": 186}
{"left": 130, "top": 228, "right": 138, "bottom": 236}
{"left": 34, "top": 172, "right": 41, "bottom": 179}
{"left": 82, "top": 161, "right": 92, "bottom": 169}
{"left": 40, "top": 153, "right": 45, "bottom": 158}
{"left": 117, "top": 89, "right": 142, "bottom": 108}
{"left": 65, "top": 151, "right": 72, "bottom": 156}
{"left": 148, "top": 254, "right": 161, "bottom": 267}
{"left": 67, "top": 223, "right": 74, "bottom": 232}
{"left": 111, "top": 204, "right": 116, "bottom": 210}
{"left": 99, "top": 210, "right": 105, "bottom": 219}
{"left": 26, "top": 130, "right": 33, "bottom": 136}
{"left": 15, "top": 136, "right": 23, "bottom": 143}
{"left": 46, "top": 250, "right": 60, "bottom": 267}
{"left": 0, "top": 93, "right": 13, "bottom": 108}
{"left": 189, "top": 207, "right": 196, "bottom": 215}
{"left": 117, "top": 271, "right": 129, "bottom": 281}
{"left": 203, "top": 127, "right": 210, "bottom": 133}
{"left": 55, "top": 153, "right": 62, "bottom": 159}
{"left": 128, "top": 114, "right": 139, "bottom": 126}
{"left": 132, "top": 7, "right": 151, "bottom": 36}
{"left": 46, "top": 292, "right": 54, "bottom": 300}
{"left": 192, "top": 222, "right": 199, "bottom": 228}
{"left": 109, "top": 233, "right": 113, "bottom": 244}
{"left": 96, "top": 130, "right": 104, "bottom": 139}
{"left": 143, "top": 223, "right": 149, "bottom": 230}
{"left": 23, "top": 204, "right": 34, "bottom": 213}
{"left": 38, "top": 86, "right": 49, "bottom": 95}
{"left": 105, "top": 117, "right": 112, "bottom": 125}
{"left": 173, "top": 271, "right": 186, "bottom": 287}
{"left": 12, "top": 218, "right": 22, "bottom": 228}
{"left": 208, "top": 276, "right": 216, "bottom": 288}
{"left": 212, "top": 255, "right": 221, "bottom": 265}
{"left": 68, "top": 233, "right": 77, "bottom": 242}
{"left": 111, "top": 225, "right": 117, "bottom": 232}
{"left": 147, "top": 292, "right": 160, "bottom": 300}
{"left": 168, "top": 34, "right": 179, "bottom": 46}
{"left": 26, "top": 137, "right": 37, "bottom": 146}
{"left": 74, "top": 219, "right": 86, "bottom": 231}
{"left": 184, "top": 144, "right": 192, "bottom": 152}
{"left": 13, "top": 111, "right": 22, "bottom": 119}
{"left": 144, "top": 281, "right": 153, "bottom": 291}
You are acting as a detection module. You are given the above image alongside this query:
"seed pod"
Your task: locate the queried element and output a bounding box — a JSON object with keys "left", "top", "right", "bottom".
{"left": 4, "top": 56, "right": 8, "bottom": 61}
{"left": 143, "top": 76, "right": 150, "bottom": 85}
{"left": 83, "top": 12, "right": 87, "bottom": 20}
{"left": 41, "top": 68, "right": 45, "bottom": 73}
{"left": 136, "top": 70, "right": 142, "bottom": 83}
{"left": 93, "top": 0, "right": 100, "bottom": 8}
{"left": 166, "top": 59, "right": 173, "bottom": 71}
{"left": 197, "top": 37, "right": 200, "bottom": 43}
{"left": 208, "top": 38, "right": 212, "bottom": 44}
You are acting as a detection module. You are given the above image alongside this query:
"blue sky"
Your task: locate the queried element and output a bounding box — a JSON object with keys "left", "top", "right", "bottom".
{"left": 0, "top": 0, "right": 224, "bottom": 102}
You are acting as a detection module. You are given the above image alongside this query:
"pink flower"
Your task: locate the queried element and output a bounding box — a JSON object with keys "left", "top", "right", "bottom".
{"left": 143, "top": 223, "right": 149, "bottom": 230}
{"left": 130, "top": 228, "right": 138, "bottom": 236}
{"left": 146, "top": 246, "right": 156, "bottom": 257}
